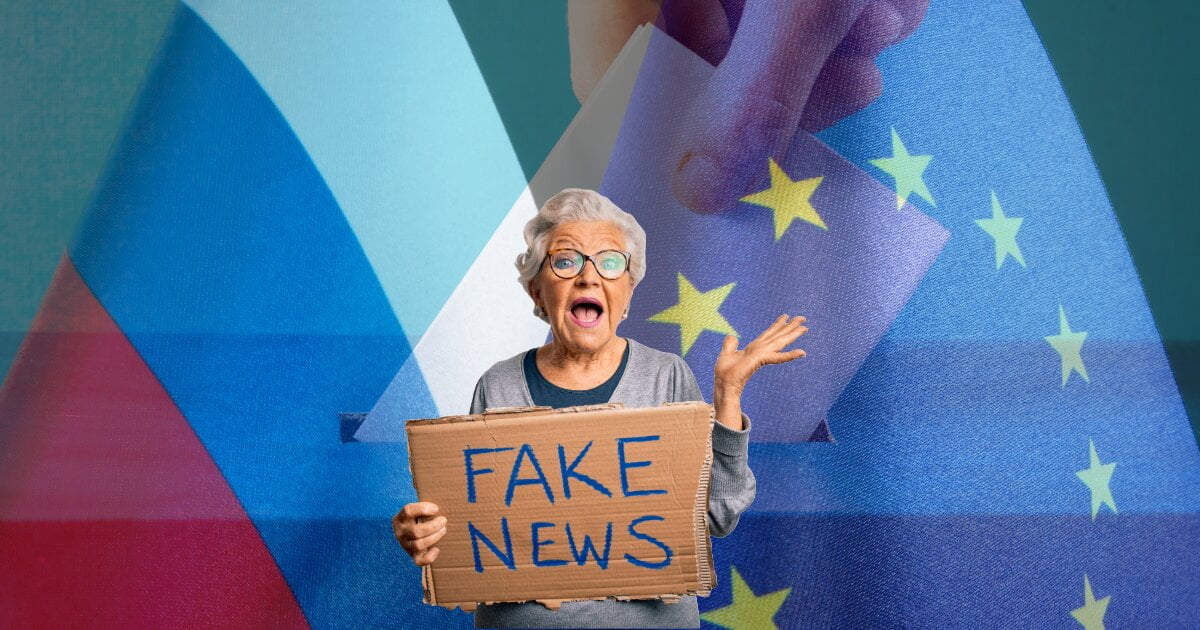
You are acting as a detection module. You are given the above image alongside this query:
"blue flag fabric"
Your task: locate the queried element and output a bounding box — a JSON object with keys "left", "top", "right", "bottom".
{"left": 1, "top": 1, "right": 1198, "bottom": 628}
{"left": 687, "top": 1, "right": 1199, "bottom": 626}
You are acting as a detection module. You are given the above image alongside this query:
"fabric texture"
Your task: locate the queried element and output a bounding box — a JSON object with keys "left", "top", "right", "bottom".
{"left": 469, "top": 337, "right": 755, "bottom": 629}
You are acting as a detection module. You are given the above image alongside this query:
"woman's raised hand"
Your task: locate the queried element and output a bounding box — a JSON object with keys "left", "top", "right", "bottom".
{"left": 715, "top": 315, "right": 807, "bottom": 394}
{"left": 711, "top": 315, "right": 807, "bottom": 429}
{"left": 392, "top": 502, "right": 447, "bottom": 567}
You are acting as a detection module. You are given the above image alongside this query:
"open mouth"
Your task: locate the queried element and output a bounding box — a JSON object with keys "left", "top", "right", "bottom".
{"left": 569, "top": 297, "right": 604, "bottom": 328}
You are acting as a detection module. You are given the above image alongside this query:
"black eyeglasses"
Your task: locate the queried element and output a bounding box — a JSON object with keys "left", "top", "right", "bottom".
{"left": 541, "top": 248, "right": 631, "bottom": 280}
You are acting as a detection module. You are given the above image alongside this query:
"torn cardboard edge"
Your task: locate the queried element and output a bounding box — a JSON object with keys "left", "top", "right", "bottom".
{"left": 405, "top": 401, "right": 716, "bottom": 612}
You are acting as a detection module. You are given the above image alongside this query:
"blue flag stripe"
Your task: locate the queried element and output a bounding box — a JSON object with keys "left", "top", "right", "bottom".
{"left": 68, "top": 7, "right": 436, "bottom": 626}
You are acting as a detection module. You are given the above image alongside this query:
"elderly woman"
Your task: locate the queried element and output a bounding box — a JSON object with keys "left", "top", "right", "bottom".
{"left": 393, "top": 188, "right": 806, "bottom": 629}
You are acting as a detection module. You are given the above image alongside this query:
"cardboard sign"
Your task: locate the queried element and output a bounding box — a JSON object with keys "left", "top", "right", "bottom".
{"left": 405, "top": 402, "right": 715, "bottom": 611}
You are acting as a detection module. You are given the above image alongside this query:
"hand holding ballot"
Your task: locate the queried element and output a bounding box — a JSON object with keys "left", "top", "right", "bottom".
{"left": 568, "top": 0, "right": 928, "bottom": 212}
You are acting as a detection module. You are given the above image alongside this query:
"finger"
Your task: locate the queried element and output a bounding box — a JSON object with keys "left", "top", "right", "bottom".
{"left": 801, "top": 0, "right": 928, "bottom": 131}
{"left": 407, "top": 515, "right": 448, "bottom": 541}
{"left": 720, "top": 334, "right": 739, "bottom": 356}
{"left": 659, "top": 0, "right": 731, "bottom": 66}
{"left": 408, "top": 524, "right": 449, "bottom": 554}
{"left": 885, "top": 0, "right": 930, "bottom": 41}
{"left": 762, "top": 348, "right": 807, "bottom": 365}
{"left": 757, "top": 314, "right": 790, "bottom": 340}
{"left": 840, "top": 0, "right": 904, "bottom": 57}
{"left": 392, "top": 509, "right": 413, "bottom": 540}
{"left": 413, "top": 546, "right": 441, "bottom": 567}
{"left": 743, "top": 315, "right": 787, "bottom": 352}
{"left": 761, "top": 322, "right": 807, "bottom": 350}
{"left": 780, "top": 318, "right": 808, "bottom": 339}
{"left": 671, "top": 0, "right": 873, "bottom": 213}
{"left": 759, "top": 315, "right": 805, "bottom": 346}
{"left": 402, "top": 502, "right": 439, "bottom": 520}
{"left": 799, "top": 51, "right": 883, "bottom": 132}
{"left": 774, "top": 325, "right": 809, "bottom": 350}
{"left": 567, "top": 0, "right": 663, "bottom": 103}
{"left": 395, "top": 503, "right": 441, "bottom": 542}
{"left": 771, "top": 349, "right": 807, "bottom": 364}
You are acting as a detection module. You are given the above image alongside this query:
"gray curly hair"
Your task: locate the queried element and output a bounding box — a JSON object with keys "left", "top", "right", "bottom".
{"left": 515, "top": 188, "right": 647, "bottom": 322}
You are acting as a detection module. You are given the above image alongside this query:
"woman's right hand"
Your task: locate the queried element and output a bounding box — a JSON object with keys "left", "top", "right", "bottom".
{"left": 392, "top": 502, "right": 447, "bottom": 566}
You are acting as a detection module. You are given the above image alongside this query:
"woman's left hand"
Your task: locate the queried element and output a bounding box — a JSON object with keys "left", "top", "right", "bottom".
{"left": 712, "top": 314, "right": 807, "bottom": 429}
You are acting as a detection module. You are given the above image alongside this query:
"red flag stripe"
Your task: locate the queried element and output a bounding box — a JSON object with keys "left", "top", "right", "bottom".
{"left": 0, "top": 255, "right": 308, "bottom": 628}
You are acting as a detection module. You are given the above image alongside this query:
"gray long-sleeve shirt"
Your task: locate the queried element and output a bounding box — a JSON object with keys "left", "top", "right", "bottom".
{"left": 467, "top": 338, "right": 756, "bottom": 629}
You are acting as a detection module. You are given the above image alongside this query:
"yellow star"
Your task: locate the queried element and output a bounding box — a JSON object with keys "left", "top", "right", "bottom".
{"left": 1075, "top": 439, "right": 1117, "bottom": 520}
{"left": 1069, "top": 574, "right": 1111, "bottom": 630}
{"left": 740, "top": 158, "right": 826, "bottom": 240}
{"left": 701, "top": 566, "right": 791, "bottom": 630}
{"left": 648, "top": 273, "right": 737, "bottom": 357}
{"left": 869, "top": 127, "right": 935, "bottom": 209}
{"left": 1045, "top": 304, "right": 1089, "bottom": 387}
{"left": 975, "top": 190, "right": 1026, "bottom": 269}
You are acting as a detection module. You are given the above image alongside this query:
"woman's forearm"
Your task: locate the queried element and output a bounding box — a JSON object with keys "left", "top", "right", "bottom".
{"left": 707, "top": 415, "right": 755, "bottom": 537}
{"left": 712, "top": 383, "right": 745, "bottom": 430}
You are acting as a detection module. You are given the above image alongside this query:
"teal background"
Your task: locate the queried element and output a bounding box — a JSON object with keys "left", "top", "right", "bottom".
{"left": 1, "top": 0, "right": 1196, "bottom": 444}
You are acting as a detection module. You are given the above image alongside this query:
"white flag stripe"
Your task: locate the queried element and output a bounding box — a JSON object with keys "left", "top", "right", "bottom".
{"left": 185, "top": 0, "right": 527, "bottom": 347}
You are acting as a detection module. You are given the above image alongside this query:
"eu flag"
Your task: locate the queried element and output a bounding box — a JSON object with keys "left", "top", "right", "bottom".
{"left": 603, "top": 4, "right": 1200, "bottom": 628}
